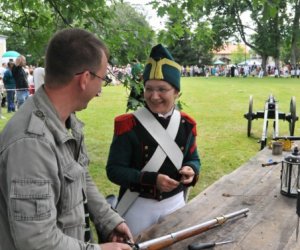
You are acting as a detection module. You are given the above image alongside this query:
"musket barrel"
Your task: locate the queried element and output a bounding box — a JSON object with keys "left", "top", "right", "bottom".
{"left": 135, "top": 208, "right": 249, "bottom": 250}
{"left": 222, "top": 208, "right": 249, "bottom": 220}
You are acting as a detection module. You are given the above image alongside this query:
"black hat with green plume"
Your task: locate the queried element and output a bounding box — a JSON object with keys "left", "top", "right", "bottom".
{"left": 143, "top": 44, "right": 181, "bottom": 91}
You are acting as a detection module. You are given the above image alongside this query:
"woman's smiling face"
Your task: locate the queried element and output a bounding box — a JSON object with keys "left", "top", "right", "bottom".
{"left": 144, "top": 79, "right": 179, "bottom": 115}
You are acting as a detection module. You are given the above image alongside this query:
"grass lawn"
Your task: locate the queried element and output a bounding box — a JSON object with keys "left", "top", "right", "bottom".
{"left": 1, "top": 76, "right": 299, "bottom": 200}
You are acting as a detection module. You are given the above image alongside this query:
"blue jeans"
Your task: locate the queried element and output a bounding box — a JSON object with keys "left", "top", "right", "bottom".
{"left": 16, "top": 90, "right": 29, "bottom": 109}
{"left": 6, "top": 89, "right": 16, "bottom": 112}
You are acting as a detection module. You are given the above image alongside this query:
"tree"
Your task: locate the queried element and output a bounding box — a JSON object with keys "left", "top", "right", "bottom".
{"left": 290, "top": 0, "right": 300, "bottom": 66}
{"left": 0, "top": 0, "right": 154, "bottom": 66}
{"left": 200, "top": 0, "right": 287, "bottom": 72}
{"left": 246, "top": 0, "right": 287, "bottom": 71}
{"left": 158, "top": 17, "right": 208, "bottom": 66}
{"left": 230, "top": 44, "right": 248, "bottom": 64}
{"left": 0, "top": 0, "right": 112, "bottom": 64}
{"left": 152, "top": 0, "right": 238, "bottom": 51}
{"left": 150, "top": 0, "right": 296, "bottom": 73}
{"left": 105, "top": 2, "right": 155, "bottom": 65}
{"left": 155, "top": 3, "right": 215, "bottom": 66}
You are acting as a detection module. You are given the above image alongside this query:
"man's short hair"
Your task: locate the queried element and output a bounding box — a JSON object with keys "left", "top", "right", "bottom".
{"left": 45, "top": 28, "right": 109, "bottom": 86}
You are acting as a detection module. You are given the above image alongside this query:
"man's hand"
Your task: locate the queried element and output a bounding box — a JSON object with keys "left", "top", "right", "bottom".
{"left": 107, "top": 222, "right": 133, "bottom": 244}
{"left": 156, "top": 174, "right": 180, "bottom": 192}
{"left": 100, "top": 242, "right": 132, "bottom": 250}
{"left": 179, "top": 166, "right": 195, "bottom": 185}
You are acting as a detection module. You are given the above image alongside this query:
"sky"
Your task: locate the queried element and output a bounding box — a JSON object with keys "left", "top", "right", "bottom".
{"left": 124, "top": 0, "right": 166, "bottom": 30}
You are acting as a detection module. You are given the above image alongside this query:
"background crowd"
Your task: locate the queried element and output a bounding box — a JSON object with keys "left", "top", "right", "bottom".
{"left": 0, "top": 57, "right": 45, "bottom": 118}
{"left": 180, "top": 64, "right": 300, "bottom": 78}
{"left": 1, "top": 55, "right": 299, "bottom": 120}
{"left": 105, "top": 62, "right": 300, "bottom": 86}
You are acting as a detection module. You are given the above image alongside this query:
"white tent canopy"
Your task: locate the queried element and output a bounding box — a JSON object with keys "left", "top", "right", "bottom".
{"left": 238, "top": 58, "right": 278, "bottom": 67}
{"left": 238, "top": 59, "right": 261, "bottom": 66}
{"left": 1, "top": 50, "right": 20, "bottom": 64}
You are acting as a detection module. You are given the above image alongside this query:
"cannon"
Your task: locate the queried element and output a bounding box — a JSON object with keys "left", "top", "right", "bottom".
{"left": 244, "top": 94, "right": 298, "bottom": 150}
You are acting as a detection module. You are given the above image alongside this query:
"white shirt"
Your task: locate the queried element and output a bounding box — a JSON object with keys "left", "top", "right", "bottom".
{"left": 33, "top": 67, "right": 45, "bottom": 91}
{"left": 0, "top": 67, "right": 6, "bottom": 78}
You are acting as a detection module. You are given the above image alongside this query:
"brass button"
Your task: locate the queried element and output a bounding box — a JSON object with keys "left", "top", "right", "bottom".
{"left": 145, "top": 154, "right": 149, "bottom": 158}
{"left": 181, "top": 146, "right": 185, "bottom": 151}
{"left": 181, "top": 119, "right": 185, "bottom": 123}
{"left": 144, "top": 145, "right": 148, "bottom": 150}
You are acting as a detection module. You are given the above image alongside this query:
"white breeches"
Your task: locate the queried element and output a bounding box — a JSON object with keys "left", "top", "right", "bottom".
{"left": 123, "top": 191, "right": 185, "bottom": 237}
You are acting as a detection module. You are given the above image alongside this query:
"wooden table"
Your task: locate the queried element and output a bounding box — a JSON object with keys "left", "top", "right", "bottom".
{"left": 136, "top": 148, "right": 300, "bottom": 250}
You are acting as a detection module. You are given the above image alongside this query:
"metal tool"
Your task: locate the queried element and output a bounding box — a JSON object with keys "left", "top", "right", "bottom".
{"left": 188, "top": 240, "right": 234, "bottom": 250}
{"left": 261, "top": 161, "right": 280, "bottom": 167}
{"left": 297, "top": 189, "right": 300, "bottom": 241}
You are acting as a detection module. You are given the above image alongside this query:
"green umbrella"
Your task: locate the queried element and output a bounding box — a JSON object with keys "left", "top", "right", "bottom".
{"left": 2, "top": 51, "right": 20, "bottom": 58}
{"left": 213, "top": 60, "right": 225, "bottom": 65}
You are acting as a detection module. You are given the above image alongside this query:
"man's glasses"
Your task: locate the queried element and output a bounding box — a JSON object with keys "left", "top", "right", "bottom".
{"left": 75, "top": 71, "right": 112, "bottom": 84}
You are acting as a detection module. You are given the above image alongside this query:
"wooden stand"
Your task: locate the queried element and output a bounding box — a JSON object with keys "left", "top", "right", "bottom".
{"left": 136, "top": 148, "right": 299, "bottom": 249}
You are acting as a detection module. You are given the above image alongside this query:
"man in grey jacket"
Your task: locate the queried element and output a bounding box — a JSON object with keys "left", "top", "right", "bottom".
{"left": 0, "top": 28, "right": 133, "bottom": 250}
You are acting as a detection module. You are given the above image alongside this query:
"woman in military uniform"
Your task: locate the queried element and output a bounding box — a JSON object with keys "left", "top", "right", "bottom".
{"left": 106, "top": 44, "right": 201, "bottom": 236}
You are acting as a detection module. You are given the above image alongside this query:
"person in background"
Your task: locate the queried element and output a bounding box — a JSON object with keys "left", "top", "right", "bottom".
{"left": 291, "top": 66, "right": 296, "bottom": 78}
{"left": 0, "top": 75, "right": 6, "bottom": 119}
{"left": 33, "top": 66, "right": 45, "bottom": 91}
{"left": 296, "top": 67, "right": 300, "bottom": 79}
{"left": 27, "top": 67, "right": 35, "bottom": 95}
{"left": 12, "top": 55, "right": 29, "bottom": 108}
{"left": 3, "top": 62, "right": 16, "bottom": 113}
{"left": 0, "top": 28, "right": 133, "bottom": 250}
{"left": 106, "top": 44, "right": 201, "bottom": 236}
{"left": 274, "top": 67, "right": 279, "bottom": 78}
{"left": 0, "top": 63, "right": 7, "bottom": 108}
{"left": 258, "top": 67, "right": 264, "bottom": 78}
{"left": 0, "top": 62, "right": 7, "bottom": 78}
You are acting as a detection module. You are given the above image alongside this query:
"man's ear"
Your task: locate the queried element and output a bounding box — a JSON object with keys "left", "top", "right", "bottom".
{"left": 78, "top": 71, "right": 89, "bottom": 90}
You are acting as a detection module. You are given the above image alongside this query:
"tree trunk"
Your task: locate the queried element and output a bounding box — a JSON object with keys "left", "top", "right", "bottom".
{"left": 261, "top": 55, "right": 268, "bottom": 76}
{"left": 290, "top": 0, "right": 300, "bottom": 67}
{"left": 275, "top": 58, "right": 281, "bottom": 75}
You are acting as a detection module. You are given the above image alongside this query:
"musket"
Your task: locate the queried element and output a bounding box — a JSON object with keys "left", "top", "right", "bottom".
{"left": 129, "top": 208, "right": 249, "bottom": 250}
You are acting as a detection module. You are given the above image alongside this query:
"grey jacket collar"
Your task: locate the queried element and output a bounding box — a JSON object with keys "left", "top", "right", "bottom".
{"left": 32, "top": 86, "right": 84, "bottom": 145}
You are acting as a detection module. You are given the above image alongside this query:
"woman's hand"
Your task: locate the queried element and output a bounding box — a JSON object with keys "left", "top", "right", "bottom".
{"left": 179, "top": 166, "right": 195, "bottom": 185}
{"left": 156, "top": 174, "right": 180, "bottom": 192}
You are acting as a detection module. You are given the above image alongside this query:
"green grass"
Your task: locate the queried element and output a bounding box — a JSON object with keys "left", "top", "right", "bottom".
{"left": 1, "top": 76, "right": 299, "bottom": 200}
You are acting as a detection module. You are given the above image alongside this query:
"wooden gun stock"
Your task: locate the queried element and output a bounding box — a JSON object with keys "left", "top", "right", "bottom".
{"left": 132, "top": 208, "right": 249, "bottom": 250}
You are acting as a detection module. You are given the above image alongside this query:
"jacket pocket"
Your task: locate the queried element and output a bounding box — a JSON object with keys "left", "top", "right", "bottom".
{"left": 10, "top": 179, "right": 51, "bottom": 221}
{"left": 61, "top": 161, "right": 85, "bottom": 212}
